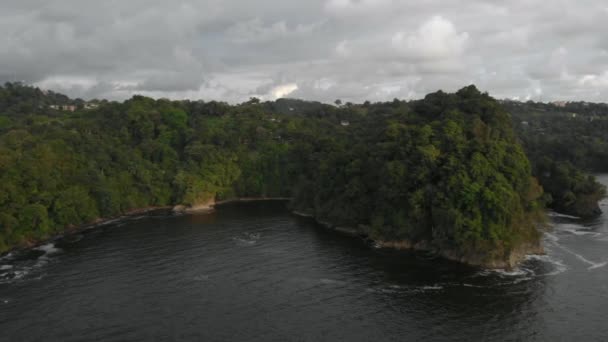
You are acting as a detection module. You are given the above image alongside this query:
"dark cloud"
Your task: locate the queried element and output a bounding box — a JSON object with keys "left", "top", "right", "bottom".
{"left": 1, "top": 0, "right": 607, "bottom": 102}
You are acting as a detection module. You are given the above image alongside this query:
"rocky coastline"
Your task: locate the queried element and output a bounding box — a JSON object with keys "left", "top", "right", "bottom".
{"left": 291, "top": 210, "right": 545, "bottom": 270}
{"left": 0, "top": 206, "right": 172, "bottom": 258}
{"left": 3, "top": 199, "right": 545, "bottom": 270}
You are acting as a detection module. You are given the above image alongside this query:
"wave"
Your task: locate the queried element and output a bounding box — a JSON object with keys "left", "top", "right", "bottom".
{"left": 555, "top": 224, "right": 601, "bottom": 237}
{"left": 232, "top": 237, "right": 257, "bottom": 246}
{"left": 193, "top": 274, "right": 210, "bottom": 281}
{"left": 319, "top": 278, "right": 347, "bottom": 286}
{"left": 0, "top": 252, "right": 13, "bottom": 262}
{"left": 525, "top": 254, "right": 568, "bottom": 276}
{"left": 368, "top": 283, "right": 444, "bottom": 294}
{"left": 421, "top": 285, "right": 443, "bottom": 290}
{"left": 96, "top": 218, "right": 122, "bottom": 227}
{"left": 544, "top": 232, "right": 560, "bottom": 243}
{"left": 550, "top": 241, "right": 607, "bottom": 270}
{"left": 476, "top": 268, "right": 529, "bottom": 278}
{"left": 36, "top": 243, "right": 62, "bottom": 255}
{"left": 547, "top": 212, "right": 581, "bottom": 220}
{"left": 562, "top": 229, "right": 601, "bottom": 237}
{"left": 473, "top": 252, "right": 569, "bottom": 282}
{"left": 588, "top": 261, "right": 608, "bottom": 270}
{"left": 0, "top": 243, "right": 61, "bottom": 284}
{"left": 232, "top": 232, "right": 262, "bottom": 246}
{"left": 542, "top": 225, "right": 608, "bottom": 271}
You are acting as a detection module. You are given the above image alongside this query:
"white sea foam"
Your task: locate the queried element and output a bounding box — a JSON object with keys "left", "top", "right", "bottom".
{"left": 544, "top": 232, "right": 560, "bottom": 243}
{"left": 478, "top": 268, "right": 529, "bottom": 277}
{"left": 0, "top": 252, "right": 13, "bottom": 261}
{"left": 232, "top": 237, "right": 257, "bottom": 246}
{"left": 11, "top": 270, "right": 28, "bottom": 280}
{"left": 368, "top": 283, "right": 444, "bottom": 294}
{"left": 552, "top": 242, "right": 605, "bottom": 270}
{"left": 232, "top": 232, "right": 261, "bottom": 246}
{"left": 547, "top": 212, "right": 581, "bottom": 220}
{"left": 556, "top": 224, "right": 601, "bottom": 237}
{"left": 319, "top": 278, "right": 346, "bottom": 286}
{"left": 193, "top": 275, "right": 210, "bottom": 281}
{"left": 97, "top": 218, "right": 121, "bottom": 227}
{"left": 588, "top": 261, "right": 608, "bottom": 270}
{"left": 421, "top": 285, "right": 443, "bottom": 290}
{"left": 0, "top": 244, "right": 62, "bottom": 284}
{"left": 36, "top": 243, "right": 62, "bottom": 255}
{"left": 247, "top": 233, "right": 261, "bottom": 240}
{"left": 512, "top": 277, "right": 533, "bottom": 284}
{"left": 525, "top": 254, "right": 568, "bottom": 276}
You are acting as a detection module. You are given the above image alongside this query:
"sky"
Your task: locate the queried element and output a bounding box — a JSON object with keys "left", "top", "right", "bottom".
{"left": 1, "top": 0, "right": 608, "bottom": 103}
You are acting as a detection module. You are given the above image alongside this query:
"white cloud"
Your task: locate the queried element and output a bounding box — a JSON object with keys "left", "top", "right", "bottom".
{"left": 391, "top": 16, "right": 469, "bottom": 60}
{"left": 2, "top": 0, "right": 608, "bottom": 102}
{"left": 325, "top": 0, "right": 392, "bottom": 16}
{"left": 578, "top": 72, "right": 608, "bottom": 87}
{"left": 226, "top": 18, "right": 321, "bottom": 43}
{"left": 270, "top": 83, "right": 299, "bottom": 99}
{"left": 335, "top": 40, "right": 351, "bottom": 57}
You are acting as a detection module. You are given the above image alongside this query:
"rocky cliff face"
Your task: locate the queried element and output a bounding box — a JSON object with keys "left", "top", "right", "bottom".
{"left": 373, "top": 239, "right": 544, "bottom": 269}
{"left": 293, "top": 206, "right": 546, "bottom": 269}
{"left": 173, "top": 198, "right": 216, "bottom": 213}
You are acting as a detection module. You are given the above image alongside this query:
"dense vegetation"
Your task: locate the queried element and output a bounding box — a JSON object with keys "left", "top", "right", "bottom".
{"left": 290, "top": 87, "right": 544, "bottom": 263}
{"left": 505, "top": 101, "right": 607, "bottom": 217}
{"left": 0, "top": 82, "right": 591, "bottom": 266}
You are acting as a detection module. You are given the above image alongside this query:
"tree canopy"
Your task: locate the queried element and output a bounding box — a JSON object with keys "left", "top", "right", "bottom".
{"left": 0, "top": 83, "right": 599, "bottom": 265}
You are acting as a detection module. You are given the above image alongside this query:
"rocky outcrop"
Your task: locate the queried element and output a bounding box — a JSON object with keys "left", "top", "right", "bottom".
{"left": 173, "top": 197, "right": 292, "bottom": 214}
{"left": 374, "top": 239, "right": 544, "bottom": 269}
{"left": 172, "top": 198, "right": 216, "bottom": 214}
{"left": 293, "top": 211, "right": 545, "bottom": 270}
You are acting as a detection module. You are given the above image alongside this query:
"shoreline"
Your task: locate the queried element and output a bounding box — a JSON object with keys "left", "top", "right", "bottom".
{"left": 290, "top": 210, "right": 545, "bottom": 270}
{"left": 172, "top": 197, "right": 292, "bottom": 214}
{"left": 0, "top": 206, "right": 172, "bottom": 258}
{"left": 4, "top": 199, "right": 544, "bottom": 270}
{"left": 1, "top": 198, "right": 292, "bottom": 258}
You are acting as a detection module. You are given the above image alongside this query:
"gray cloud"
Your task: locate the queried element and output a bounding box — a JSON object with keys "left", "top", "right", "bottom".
{"left": 1, "top": 0, "right": 607, "bottom": 102}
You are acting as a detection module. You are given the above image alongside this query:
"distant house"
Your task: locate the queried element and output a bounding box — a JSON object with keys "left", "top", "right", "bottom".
{"left": 50, "top": 104, "right": 77, "bottom": 112}
{"left": 552, "top": 101, "right": 567, "bottom": 108}
{"left": 84, "top": 103, "right": 99, "bottom": 110}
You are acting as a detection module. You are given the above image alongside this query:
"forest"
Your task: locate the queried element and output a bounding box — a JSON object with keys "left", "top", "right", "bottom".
{"left": 0, "top": 83, "right": 604, "bottom": 266}
{"left": 505, "top": 100, "right": 607, "bottom": 217}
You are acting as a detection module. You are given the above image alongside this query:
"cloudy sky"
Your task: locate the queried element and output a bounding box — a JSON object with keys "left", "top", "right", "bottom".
{"left": 1, "top": 0, "right": 607, "bottom": 103}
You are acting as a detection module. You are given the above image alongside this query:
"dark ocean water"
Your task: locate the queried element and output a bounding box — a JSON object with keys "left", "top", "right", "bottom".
{"left": 1, "top": 180, "right": 608, "bottom": 341}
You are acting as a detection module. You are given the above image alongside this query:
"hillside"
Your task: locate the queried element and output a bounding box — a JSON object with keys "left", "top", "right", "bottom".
{"left": 0, "top": 83, "right": 593, "bottom": 268}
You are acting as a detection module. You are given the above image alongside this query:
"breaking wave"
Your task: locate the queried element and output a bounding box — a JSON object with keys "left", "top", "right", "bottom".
{"left": 0, "top": 243, "right": 62, "bottom": 284}
{"left": 232, "top": 232, "right": 262, "bottom": 246}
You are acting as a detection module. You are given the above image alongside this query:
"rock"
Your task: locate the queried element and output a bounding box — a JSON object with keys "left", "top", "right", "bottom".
{"left": 172, "top": 205, "right": 187, "bottom": 213}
